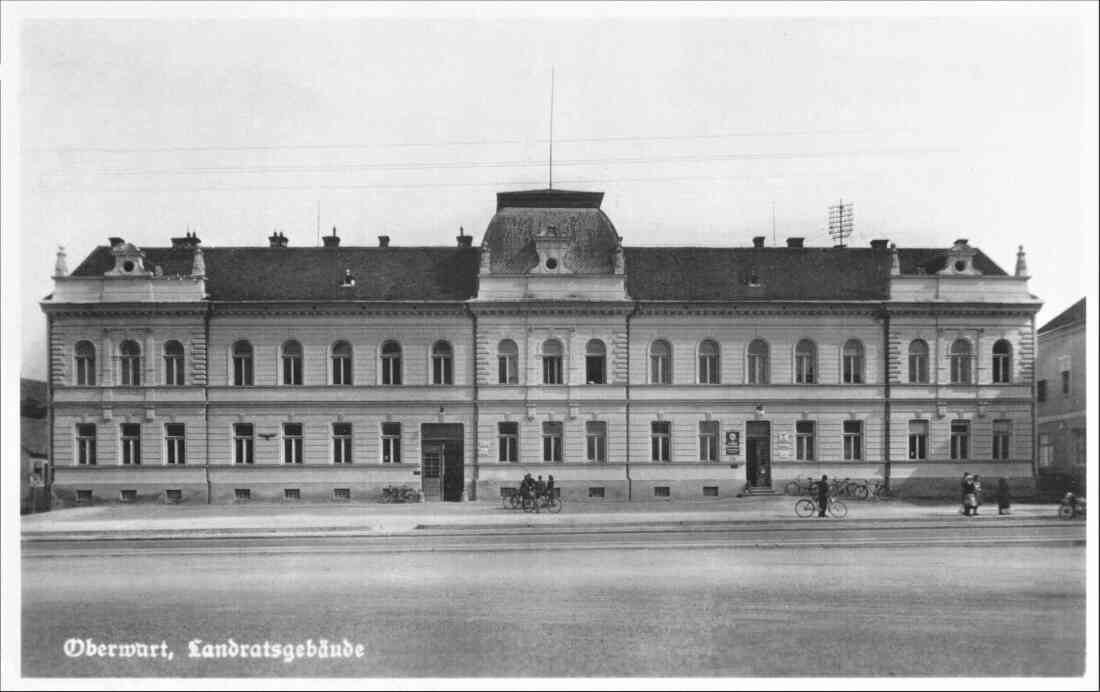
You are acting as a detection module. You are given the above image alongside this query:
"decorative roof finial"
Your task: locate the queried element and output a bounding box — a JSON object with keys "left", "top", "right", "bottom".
{"left": 191, "top": 246, "right": 205, "bottom": 278}
{"left": 1014, "top": 245, "right": 1029, "bottom": 278}
{"left": 889, "top": 243, "right": 900, "bottom": 277}
{"left": 54, "top": 245, "right": 69, "bottom": 277}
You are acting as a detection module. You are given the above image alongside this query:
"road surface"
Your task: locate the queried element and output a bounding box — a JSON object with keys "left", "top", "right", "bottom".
{"left": 21, "top": 523, "right": 1086, "bottom": 677}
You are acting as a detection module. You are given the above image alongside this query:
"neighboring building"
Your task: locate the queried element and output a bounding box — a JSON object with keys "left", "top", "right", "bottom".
{"left": 41, "top": 189, "right": 1042, "bottom": 505}
{"left": 21, "top": 378, "right": 50, "bottom": 513}
{"left": 1036, "top": 298, "right": 1087, "bottom": 496}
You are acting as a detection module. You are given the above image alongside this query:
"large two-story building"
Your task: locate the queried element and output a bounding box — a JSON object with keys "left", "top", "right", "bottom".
{"left": 42, "top": 189, "right": 1042, "bottom": 505}
{"left": 1036, "top": 297, "right": 1087, "bottom": 495}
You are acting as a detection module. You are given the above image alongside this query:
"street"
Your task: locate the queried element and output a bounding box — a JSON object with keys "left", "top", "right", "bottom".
{"left": 22, "top": 524, "right": 1086, "bottom": 677}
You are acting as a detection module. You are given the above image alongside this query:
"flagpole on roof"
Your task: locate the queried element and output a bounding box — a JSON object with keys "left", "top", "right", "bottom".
{"left": 549, "top": 67, "right": 555, "bottom": 190}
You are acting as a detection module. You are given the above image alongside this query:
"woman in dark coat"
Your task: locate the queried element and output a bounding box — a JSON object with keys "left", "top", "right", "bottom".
{"left": 997, "top": 477, "right": 1011, "bottom": 515}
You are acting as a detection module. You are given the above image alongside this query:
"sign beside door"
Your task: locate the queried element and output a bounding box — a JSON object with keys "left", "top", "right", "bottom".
{"left": 724, "top": 431, "right": 741, "bottom": 455}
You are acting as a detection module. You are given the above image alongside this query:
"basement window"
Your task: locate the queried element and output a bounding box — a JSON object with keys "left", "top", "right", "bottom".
{"left": 234, "top": 488, "right": 251, "bottom": 501}
{"left": 333, "top": 488, "right": 351, "bottom": 501}
{"left": 76, "top": 489, "right": 93, "bottom": 504}
{"left": 284, "top": 488, "right": 301, "bottom": 501}
{"left": 588, "top": 487, "right": 605, "bottom": 499}
{"left": 119, "top": 489, "right": 137, "bottom": 503}
{"left": 654, "top": 486, "right": 670, "bottom": 498}
{"left": 165, "top": 489, "right": 182, "bottom": 504}
{"left": 703, "top": 486, "right": 719, "bottom": 497}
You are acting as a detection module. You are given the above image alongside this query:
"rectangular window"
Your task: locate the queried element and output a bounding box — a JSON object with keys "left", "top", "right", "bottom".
{"left": 232, "top": 357, "right": 253, "bottom": 386}
{"left": 283, "top": 423, "right": 303, "bottom": 464}
{"left": 586, "top": 355, "right": 605, "bottom": 384}
{"left": 1037, "top": 380, "right": 1047, "bottom": 402}
{"left": 950, "top": 355, "right": 971, "bottom": 384}
{"left": 432, "top": 355, "right": 453, "bottom": 385}
{"left": 1038, "top": 434, "right": 1053, "bottom": 467}
{"left": 76, "top": 423, "right": 97, "bottom": 466}
{"left": 333, "top": 488, "right": 351, "bottom": 501}
{"left": 382, "top": 355, "right": 402, "bottom": 385}
{"left": 796, "top": 421, "right": 815, "bottom": 461}
{"left": 950, "top": 420, "right": 970, "bottom": 460}
{"left": 748, "top": 353, "right": 769, "bottom": 384}
{"left": 543, "top": 356, "right": 563, "bottom": 385}
{"left": 842, "top": 355, "right": 863, "bottom": 384}
{"left": 164, "top": 355, "right": 184, "bottom": 386}
{"left": 234, "top": 488, "right": 251, "bottom": 501}
{"left": 333, "top": 423, "right": 353, "bottom": 464}
{"left": 842, "top": 421, "right": 862, "bottom": 461}
{"left": 381, "top": 422, "right": 401, "bottom": 463}
{"left": 121, "top": 423, "right": 142, "bottom": 465}
{"left": 1062, "top": 370, "right": 1071, "bottom": 395}
{"left": 165, "top": 423, "right": 186, "bottom": 465}
{"left": 542, "top": 422, "right": 563, "bottom": 462}
{"left": 498, "top": 422, "right": 518, "bottom": 463}
{"left": 699, "top": 354, "right": 719, "bottom": 384}
{"left": 908, "top": 420, "right": 928, "bottom": 460}
{"left": 284, "top": 488, "right": 301, "bottom": 500}
{"left": 120, "top": 489, "right": 137, "bottom": 503}
{"left": 498, "top": 354, "right": 518, "bottom": 384}
{"left": 588, "top": 487, "right": 605, "bottom": 498}
{"left": 165, "top": 489, "right": 182, "bottom": 503}
{"left": 703, "top": 486, "right": 719, "bottom": 497}
{"left": 698, "top": 421, "right": 719, "bottom": 462}
{"left": 233, "top": 423, "right": 254, "bottom": 465}
{"left": 1072, "top": 428, "right": 1085, "bottom": 466}
{"left": 76, "top": 354, "right": 96, "bottom": 386}
{"left": 992, "top": 420, "right": 1011, "bottom": 460}
{"left": 650, "top": 355, "right": 671, "bottom": 384}
{"left": 332, "top": 356, "right": 352, "bottom": 385}
{"left": 654, "top": 486, "right": 670, "bottom": 498}
{"left": 651, "top": 421, "right": 671, "bottom": 462}
{"left": 992, "top": 353, "right": 1010, "bottom": 384}
{"left": 586, "top": 421, "right": 607, "bottom": 463}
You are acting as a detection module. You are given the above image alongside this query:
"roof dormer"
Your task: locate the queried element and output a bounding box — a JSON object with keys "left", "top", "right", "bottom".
{"left": 104, "top": 238, "right": 152, "bottom": 276}
{"left": 937, "top": 238, "right": 981, "bottom": 276}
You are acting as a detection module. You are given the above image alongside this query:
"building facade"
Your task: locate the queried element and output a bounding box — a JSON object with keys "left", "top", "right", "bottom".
{"left": 1036, "top": 298, "right": 1087, "bottom": 495}
{"left": 42, "top": 189, "right": 1042, "bottom": 505}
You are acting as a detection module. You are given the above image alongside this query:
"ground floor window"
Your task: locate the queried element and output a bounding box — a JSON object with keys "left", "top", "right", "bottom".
{"left": 586, "top": 421, "right": 607, "bottom": 463}
{"left": 283, "top": 423, "right": 303, "bottom": 464}
{"left": 908, "top": 420, "right": 928, "bottom": 460}
{"left": 992, "top": 420, "right": 1011, "bottom": 460}
{"left": 796, "top": 421, "right": 815, "bottom": 461}
{"left": 699, "top": 421, "right": 719, "bottom": 462}
{"left": 234, "top": 423, "right": 254, "bottom": 464}
{"left": 121, "top": 423, "right": 142, "bottom": 465}
{"left": 842, "top": 421, "right": 862, "bottom": 461}
{"left": 651, "top": 421, "right": 671, "bottom": 462}
{"left": 333, "top": 423, "right": 352, "bottom": 464}
{"left": 381, "top": 422, "right": 401, "bottom": 463}
{"left": 950, "top": 420, "right": 969, "bottom": 460}
{"left": 76, "top": 423, "right": 97, "bottom": 465}
{"left": 543, "top": 422, "right": 563, "bottom": 462}
{"left": 1038, "top": 433, "right": 1053, "bottom": 468}
{"left": 165, "top": 423, "right": 186, "bottom": 465}
{"left": 498, "top": 422, "right": 518, "bottom": 463}
{"left": 1072, "top": 428, "right": 1085, "bottom": 466}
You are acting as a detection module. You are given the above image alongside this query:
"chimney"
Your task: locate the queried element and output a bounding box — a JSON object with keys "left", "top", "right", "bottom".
{"left": 323, "top": 226, "right": 340, "bottom": 248}
{"left": 870, "top": 239, "right": 889, "bottom": 250}
{"left": 378, "top": 235, "right": 390, "bottom": 248}
{"left": 1015, "top": 245, "right": 1029, "bottom": 278}
{"left": 954, "top": 238, "right": 969, "bottom": 247}
{"left": 170, "top": 232, "right": 201, "bottom": 249}
{"left": 786, "top": 237, "right": 804, "bottom": 248}
{"left": 54, "top": 246, "right": 69, "bottom": 277}
{"left": 457, "top": 226, "right": 472, "bottom": 248}
{"left": 752, "top": 236, "right": 765, "bottom": 248}
{"left": 108, "top": 237, "right": 125, "bottom": 249}
{"left": 268, "top": 231, "right": 288, "bottom": 248}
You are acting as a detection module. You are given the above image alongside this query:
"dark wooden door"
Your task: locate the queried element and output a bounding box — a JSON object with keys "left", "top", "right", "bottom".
{"left": 746, "top": 421, "right": 772, "bottom": 488}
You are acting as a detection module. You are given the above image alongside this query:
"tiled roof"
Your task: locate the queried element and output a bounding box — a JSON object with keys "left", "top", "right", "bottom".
{"left": 68, "top": 243, "right": 1008, "bottom": 302}
{"left": 1038, "top": 297, "right": 1086, "bottom": 334}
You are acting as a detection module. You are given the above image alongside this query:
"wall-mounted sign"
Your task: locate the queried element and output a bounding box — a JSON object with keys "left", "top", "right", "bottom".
{"left": 724, "top": 431, "right": 741, "bottom": 455}
{"left": 774, "top": 431, "right": 793, "bottom": 460}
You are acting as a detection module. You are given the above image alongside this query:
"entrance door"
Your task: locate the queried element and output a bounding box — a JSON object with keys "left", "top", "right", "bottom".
{"left": 421, "top": 444, "right": 444, "bottom": 501}
{"left": 746, "top": 421, "right": 772, "bottom": 488}
{"left": 421, "top": 424, "right": 464, "bottom": 502}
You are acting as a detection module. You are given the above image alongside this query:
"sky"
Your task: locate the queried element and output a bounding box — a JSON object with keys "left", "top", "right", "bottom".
{"left": 7, "top": 4, "right": 1099, "bottom": 381}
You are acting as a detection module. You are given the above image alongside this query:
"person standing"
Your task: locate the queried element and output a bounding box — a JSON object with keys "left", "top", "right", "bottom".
{"left": 996, "top": 477, "right": 1011, "bottom": 515}
{"left": 817, "top": 474, "right": 829, "bottom": 518}
{"left": 961, "top": 473, "right": 972, "bottom": 516}
{"left": 972, "top": 475, "right": 983, "bottom": 516}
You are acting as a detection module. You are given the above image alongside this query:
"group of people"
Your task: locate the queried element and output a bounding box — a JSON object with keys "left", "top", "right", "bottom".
{"left": 518, "top": 473, "right": 555, "bottom": 502}
{"left": 961, "top": 473, "right": 1011, "bottom": 516}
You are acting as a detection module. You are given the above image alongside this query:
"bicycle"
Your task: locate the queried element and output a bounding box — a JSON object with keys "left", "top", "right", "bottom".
{"left": 784, "top": 477, "right": 822, "bottom": 496}
{"left": 868, "top": 480, "right": 890, "bottom": 500}
{"left": 844, "top": 478, "right": 870, "bottom": 501}
{"left": 794, "top": 496, "right": 848, "bottom": 518}
{"left": 522, "top": 492, "right": 563, "bottom": 513}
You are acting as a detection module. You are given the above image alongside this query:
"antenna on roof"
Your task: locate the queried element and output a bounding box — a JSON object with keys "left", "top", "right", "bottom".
{"left": 548, "top": 67, "right": 555, "bottom": 190}
{"left": 828, "top": 199, "right": 854, "bottom": 248}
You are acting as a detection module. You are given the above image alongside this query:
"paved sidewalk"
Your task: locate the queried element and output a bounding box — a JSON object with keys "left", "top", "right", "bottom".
{"left": 21, "top": 495, "right": 1066, "bottom": 541}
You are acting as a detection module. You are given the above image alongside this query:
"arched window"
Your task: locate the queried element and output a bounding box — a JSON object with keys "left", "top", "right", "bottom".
{"left": 432, "top": 340, "right": 453, "bottom": 385}
{"left": 332, "top": 341, "right": 352, "bottom": 385}
{"left": 586, "top": 339, "right": 606, "bottom": 384}
{"left": 163, "top": 340, "right": 185, "bottom": 386}
{"left": 992, "top": 339, "right": 1012, "bottom": 384}
{"left": 74, "top": 340, "right": 96, "bottom": 386}
{"left": 650, "top": 340, "right": 672, "bottom": 384}
{"left": 282, "top": 340, "right": 303, "bottom": 385}
{"left": 698, "top": 340, "right": 720, "bottom": 384}
{"left": 232, "top": 340, "right": 253, "bottom": 386}
{"left": 381, "top": 340, "right": 402, "bottom": 385}
{"left": 949, "top": 338, "right": 972, "bottom": 384}
{"left": 908, "top": 339, "right": 929, "bottom": 383}
{"left": 747, "top": 339, "right": 770, "bottom": 384}
{"left": 842, "top": 339, "right": 864, "bottom": 384}
{"left": 795, "top": 339, "right": 816, "bottom": 384}
{"left": 497, "top": 339, "right": 518, "bottom": 384}
{"left": 119, "top": 340, "right": 142, "bottom": 386}
{"left": 542, "top": 339, "right": 564, "bottom": 385}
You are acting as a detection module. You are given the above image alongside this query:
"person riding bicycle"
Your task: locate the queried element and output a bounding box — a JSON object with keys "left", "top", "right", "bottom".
{"left": 817, "top": 474, "right": 829, "bottom": 518}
